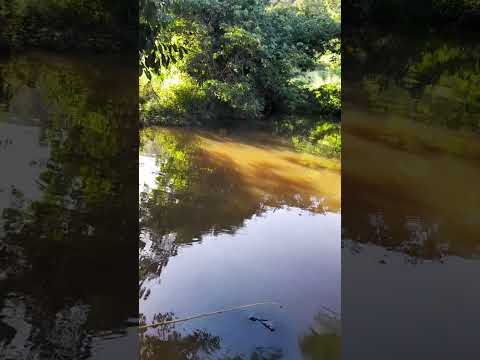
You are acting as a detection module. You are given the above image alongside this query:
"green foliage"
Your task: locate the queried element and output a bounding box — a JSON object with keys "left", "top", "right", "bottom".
{"left": 273, "top": 115, "right": 341, "bottom": 158}
{"left": 141, "top": 0, "right": 340, "bottom": 124}
{"left": 140, "top": 0, "right": 342, "bottom": 159}
{"left": 140, "top": 0, "right": 190, "bottom": 78}
{"left": 140, "top": 70, "right": 209, "bottom": 126}
{"left": 271, "top": 78, "right": 341, "bottom": 158}
{"left": 292, "top": 121, "right": 341, "bottom": 158}
{"left": 312, "top": 82, "right": 341, "bottom": 117}
{"left": 309, "top": 121, "right": 339, "bottom": 141}
{"left": 273, "top": 0, "right": 341, "bottom": 21}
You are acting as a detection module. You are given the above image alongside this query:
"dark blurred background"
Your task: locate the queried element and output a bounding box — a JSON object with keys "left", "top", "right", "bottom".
{"left": 0, "top": 0, "right": 137, "bottom": 51}
{"left": 0, "top": 1, "right": 139, "bottom": 359}
{"left": 342, "top": 1, "right": 480, "bottom": 359}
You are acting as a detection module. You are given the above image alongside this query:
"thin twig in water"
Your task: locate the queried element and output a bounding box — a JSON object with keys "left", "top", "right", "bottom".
{"left": 139, "top": 301, "right": 284, "bottom": 330}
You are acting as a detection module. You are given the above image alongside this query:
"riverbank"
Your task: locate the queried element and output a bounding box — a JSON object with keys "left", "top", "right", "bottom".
{"left": 139, "top": 70, "right": 342, "bottom": 159}
{"left": 142, "top": 126, "right": 341, "bottom": 172}
{"left": 141, "top": 118, "right": 341, "bottom": 161}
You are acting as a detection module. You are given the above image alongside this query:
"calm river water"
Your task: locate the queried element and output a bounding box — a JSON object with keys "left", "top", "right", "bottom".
{"left": 139, "top": 129, "right": 341, "bottom": 359}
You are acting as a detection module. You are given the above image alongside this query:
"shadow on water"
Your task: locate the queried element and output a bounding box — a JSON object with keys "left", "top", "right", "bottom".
{"left": 140, "top": 312, "right": 284, "bottom": 360}
{"left": 138, "top": 309, "right": 340, "bottom": 360}
{"left": 0, "top": 52, "right": 138, "bottom": 358}
{"left": 139, "top": 128, "right": 341, "bottom": 358}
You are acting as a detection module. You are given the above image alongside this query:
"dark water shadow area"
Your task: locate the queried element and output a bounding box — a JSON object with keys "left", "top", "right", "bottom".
{"left": 0, "top": 51, "right": 138, "bottom": 358}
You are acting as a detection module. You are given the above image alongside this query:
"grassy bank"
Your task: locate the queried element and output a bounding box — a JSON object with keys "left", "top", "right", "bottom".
{"left": 140, "top": 73, "right": 341, "bottom": 159}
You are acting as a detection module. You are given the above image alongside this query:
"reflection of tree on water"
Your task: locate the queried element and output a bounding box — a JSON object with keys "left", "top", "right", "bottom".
{"left": 299, "top": 310, "right": 340, "bottom": 360}
{"left": 345, "top": 32, "right": 480, "bottom": 132}
{"left": 342, "top": 177, "right": 480, "bottom": 262}
{"left": 0, "top": 54, "right": 137, "bottom": 357}
{"left": 138, "top": 129, "right": 271, "bottom": 300}
{"left": 139, "top": 129, "right": 332, "bottom": 301}
{"left": 139, "top": 130, "right": 271, "bottom": 242}
{"left": 139, "top": 230, "right": 177, "bottom": 300}
{"left": 139, "top": 309, "right": 342, "bottom": 359}
{"left": 1, "top": 295, "right": 92, "bottom": 359}
{"left": 140, "top": 312, "right": 283, "bottom": 360}
{"left": 140, "top": 312, "right": 221, "bottom": 360}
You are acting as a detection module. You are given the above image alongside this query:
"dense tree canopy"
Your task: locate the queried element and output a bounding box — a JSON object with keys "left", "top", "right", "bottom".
{"left": 141, "top": 0, "right": 340, "bottom": 129}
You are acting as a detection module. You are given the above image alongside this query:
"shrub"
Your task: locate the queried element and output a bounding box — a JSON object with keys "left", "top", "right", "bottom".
{"left": 313, "top": 82, "right": 341, "bottom": 118}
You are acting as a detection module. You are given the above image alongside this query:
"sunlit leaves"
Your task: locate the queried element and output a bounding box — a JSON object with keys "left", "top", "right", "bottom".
{"left": 139, "top": 0, "right": 341, "bottom": 126}
{"left": 140, "top": 0, "right": 191, "bottom": 79}
{"left": 313, "top": 82, "right": 341, "bottom": 116}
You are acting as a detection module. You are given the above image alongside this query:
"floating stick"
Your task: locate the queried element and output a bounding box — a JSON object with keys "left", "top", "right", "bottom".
{"left": 139, "top": 301, "right": 284, "bottom": 330}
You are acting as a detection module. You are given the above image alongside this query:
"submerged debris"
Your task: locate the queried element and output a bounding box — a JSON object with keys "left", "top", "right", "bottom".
{"left": 248, "top": 316, "right": 275, "bottom": 332}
